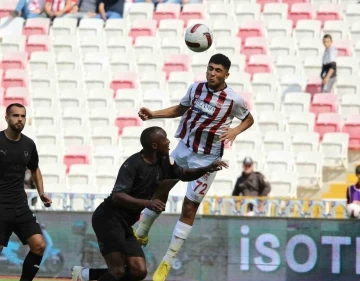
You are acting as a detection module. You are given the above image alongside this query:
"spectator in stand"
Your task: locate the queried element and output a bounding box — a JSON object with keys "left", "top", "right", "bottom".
{"left": 10, "top": 0, "right": 47, "bottom": 19}
{"left": 347, "top": 165, "right": 360, "bottom": 205}
{"left": 95, "top": 0, "right": 124, "bottom": 20}
{"left": 232, "top": 157, "right": 271, "bottom": 216}
{"left": 321, "top": 34, "right": 337, "bottom": 93}
{"left": 44, "top": 0, "right": 75, "bottom": 19}
{"left": 64, "top": 0, "right": 97, "bottom": 19}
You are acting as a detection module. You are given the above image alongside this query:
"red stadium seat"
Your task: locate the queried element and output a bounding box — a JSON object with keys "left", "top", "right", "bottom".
{"left": 3, "top": 87, "right": 29, "bottom": 107}
{"left": 162, "top": 54, "right": 190, "bottom": 79}
{"left": 23, "top": 18, "right": 50, "bottom": 37}
{"left": 25, "top": 35, "right": 50, "bottom": 58}
{"left": 2, "top": 69, "right": 28, "bottom": 90}
{"left": 305, "top": 76, "right": 322, "bottom": 97}
{"left": 0, "top": 52, "right": 27, "bottom": 71}
{"left": 245, "top": 55, "right": 272, "bottom": 77}
{"left": 63, "top": 146, "right": 91, "bottom": 173}
{"left": 237, "top": 20, "right": 265, "bottom": 45}
{"left": 0, "top": 1, "right": 16, "bottom": 18}
{"left": 115, "top": 115, "right": 142, "bottom": 135}
{"left": 333, "top": 39, "right": 352, "bottom": 56}
{"left": 315, "top": 4, "right": 341, "bottom": 27}
{"left": 180, "top": 4, "right": 205, "bottom": 27}
{"left": 315, "top": 113, "right": 342, "bottom": 140}
{"left": 129, "top": 20, "right": 157, "bottom": 43}
{"left": 288, "top": 3, "right": 314, "bottom": 28}
{"left": 153, "top": 3, "right": 181, "bottom": 27}
{"left": 342, "top": 114, "right": 360, "bottom": 150}
{"left": 239, "top": 92, "right": 253, "bottom": 110}
{"left": 242, "top": 37, "right": 268, "bottom": 61}
{"left": 283, "top": 0, "right": 308, "bottom": 11}
{"left": 310, "top": 93, "right": 338, "bottom": 117}
{"left": 256, "top": 0, "right": 281, "bottom": 11}
{"left": 110, "top": 72, "right": 138, "bottom": 94}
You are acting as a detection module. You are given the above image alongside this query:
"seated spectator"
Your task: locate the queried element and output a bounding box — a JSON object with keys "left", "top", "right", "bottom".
{"left": 347, "top": 165, "right": 360, "bottom": 205}
{"left": 232, "top": 157, "right": 271, "bottom": 216}
{"left": 64, "top": 0, "right": 97, "bottom": 19}
{"left": 10, "top": 0, "right": 47, "bottom": 19}
{"left": 44, "top": 0, "right": 75, "bottom": 19}
{"left": 95, "top": 0, "right": 124, "bottom": 20}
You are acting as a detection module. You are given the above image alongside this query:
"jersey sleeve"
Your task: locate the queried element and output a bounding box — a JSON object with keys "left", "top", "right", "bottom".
{"left": 232, "top": 94, "right": 250, "bottom": 121}
{"left": 113, "top": 162, "right": 136, "bottom": 193}
{"left": 27, "top": 142, "right": 39, "bottom": 171}
{"left": 167, "top": 157, "right": 184, "bottom": 180}
{"left": 179, "top": 85, "right": 193, "bottom": 107}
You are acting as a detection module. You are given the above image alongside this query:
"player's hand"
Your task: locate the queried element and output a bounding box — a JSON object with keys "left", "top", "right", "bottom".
{"left": 40, "top": 194, "right": 52, "bottom": 208}
{"left": 219, "top": 128, "right": 239, "bottom": 146}
{"left": 207, "top": 161, "right": 228, "bottom": 173}
{"left": 146, "top": 199, "right": 166, "bottom": 213}
{"left": 138, "top": 107, "right": 154, "bottom": 121}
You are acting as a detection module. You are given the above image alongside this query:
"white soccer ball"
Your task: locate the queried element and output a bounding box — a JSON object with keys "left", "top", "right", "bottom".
{"left": 346, "top": 203, "right": 360, "bottom": 218}
{"left": 184, "top": 24, "right": 213, "bottom": 53}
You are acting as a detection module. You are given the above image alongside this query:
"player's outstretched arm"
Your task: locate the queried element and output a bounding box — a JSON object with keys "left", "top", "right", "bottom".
{"left": 31, "top": 167, "right": 52, "bottom": 207}
{"left": 220, "top": 112, "right": 254, "bottom": 145}
{"left": 112, "top": 193, "right": 166, "bottom": 213}
{"left": 180, "top": 161, "right": 228, "bottom": 182}
{"left": 138, "top": 104, "right": 189, "bottom": 120}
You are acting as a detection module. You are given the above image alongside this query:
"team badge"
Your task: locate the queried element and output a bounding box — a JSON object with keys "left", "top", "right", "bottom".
{"left": 24, "top": 151, "right": 28, "bottom": 157}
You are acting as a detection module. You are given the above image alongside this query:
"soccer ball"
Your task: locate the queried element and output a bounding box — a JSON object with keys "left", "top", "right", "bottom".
{"left": 184, "top": 24, "right": 213, "bottom": 53}
{"left": 346, "top": 203, "right": 360, "bottom": 218}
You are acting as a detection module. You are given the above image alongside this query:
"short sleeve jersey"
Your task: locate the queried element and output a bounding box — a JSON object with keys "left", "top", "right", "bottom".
{"left": 104, "top": 151, "right": 184, "bottom": 225}
{"left": 0, "top": 131, "right": 39, "bottom": 207}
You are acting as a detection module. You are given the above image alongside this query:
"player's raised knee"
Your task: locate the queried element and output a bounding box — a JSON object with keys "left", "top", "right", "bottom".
{"left": 130, "top": 265, "right": 147, "bottom": 280}
{"left": 31, "top": 241, "right": 46, "bottom": 255}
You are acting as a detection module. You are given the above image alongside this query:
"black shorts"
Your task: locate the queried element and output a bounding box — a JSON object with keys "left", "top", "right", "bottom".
{"left": 92, "top": 203, "right": 144, "bottom": 257}
{"left": 0, "top": 205, "right": 43, "bottom": 247}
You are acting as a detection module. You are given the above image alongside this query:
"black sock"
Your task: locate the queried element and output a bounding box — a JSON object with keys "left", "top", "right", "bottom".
{"left": 20, "top": 251, "right": 43, "bottom": 281}
{"left": 89, "top": 269, "right": 107, "bottom": 280}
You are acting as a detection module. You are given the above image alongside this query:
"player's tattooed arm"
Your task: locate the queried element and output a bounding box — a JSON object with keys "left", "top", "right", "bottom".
{"left": 180, "top": 161, "right": 228, "bottom": 182}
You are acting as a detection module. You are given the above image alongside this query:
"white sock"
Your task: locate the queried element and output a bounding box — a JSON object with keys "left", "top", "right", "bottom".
{"left": 135, "top": 208, "right": 161, "bottom": 238}
{"left": 163, "top": 221, "right": 192, "bottom": 265}
{"left": 81, "top": 268, "right": 89, "bottom": 281}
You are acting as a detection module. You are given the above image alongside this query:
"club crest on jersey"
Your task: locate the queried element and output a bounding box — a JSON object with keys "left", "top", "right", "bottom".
{"left": 24, "top": 151, "right": 28, "bottom": 157}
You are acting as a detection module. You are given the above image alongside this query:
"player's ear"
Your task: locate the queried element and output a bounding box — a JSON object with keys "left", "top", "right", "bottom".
{"left": 151, "top": 142, "right": 157, "bottom": 150}
{"left": 225, "top": 71, "right": 230, "bottom": 80}
{"left": 5, "top": 115, "right": 9, "bottom": 124}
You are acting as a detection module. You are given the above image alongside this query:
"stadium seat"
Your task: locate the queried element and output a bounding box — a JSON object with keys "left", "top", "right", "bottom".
{"left": 4, "top": 87, "right": 29, "bottom": 107}
{"left": 315, "top": 113, "right": 342, "bottom": 140}
{"left": 335, "top": 76, "right": 359, "bottom": 96}
{"left": 0, "top": 17, "right": 24, "bottom": 37}
{"left": 115, "top": 89, "right": 142, "bottom": 109}
{"left": 58, "top": 70, "right": 84, "bottom": 90}
{"left": 36, "top": 125, "right": 63, "bottom": 145}
{"left": 275, "top": 55, "right": 303, "bottom": 76}
{"left": 137, "top": 53, "right": 163, "bottom": 74}
{"left": 0, "top": 35, "right": 26, "bottom": 53}
{"left": 286, "top": 111, "right": 314, "bottom": 134}
{"left": 208, "top": 3, "right": 234, "bottom": 20}
{"left": 310, "top": 94, "right": 338, "bottom": 117}
{"left": 83, "top": 53, "right": 109, "bottom": 73}
{"left": 140, "top": 71, "right": 166, "bottom": 91}
{"left": 214, "top": 36, "right": 241, "bottom": 56}
{"left": 265, "top": 150, "right": 295, "bottom": 172}
{"left": 342, "top": 114, "right": 360, "bottom": 150}
{"left": 239, "top": 92, "right": 253, "bottom": 110}
{"left": 153, "top": 4, "right": 180, "bottom": 27}
{"left": 237, "top": 20, "right": 265, "bottom": 44}
{"left": 320, "top": 133, "right": 349, "bottom": 170}
{"left": 157, "top": 19, "right": 184, "bottom": 38}
{"left": 316, "top": 4, "right": 342, "bottom": 27}
{"left": 167, "top": 71, "right": 194, "bottom": 93}
{"left": 62, "top": 107, "right": 88, "bottom": 127}
{"left": 258, "top": 111, "right": 287, "bottom": 133}
{"left": 104, "top": 19, "right": 128, "bottom": 38}
{"left": 29, "top": 51, "right": 55, "bottom": 71}
{"left": 0, "top": 2, "right": 16, "bottom": 18}
{"left": 91, "top": 126, "right": 119, "bottom": 146}
{"left": 282, "top": 92, "right": 311, "bottom": 114}
{"left": 161, "top": 36, "right": 187, "bottom": 56}
{"left": 127, "top": 3, "right": 155, "bottom": 23}
{"left": 89, "top": 108, "right": 117, "bottom": 127}
{"left": 323, "top": 20, "right": 349, "bottom": 40}
{"left": 280, "top": 74, "right": 307, "bottom": 93}
{"left": 296, "top": 151, "right": 323, "bottom": 189}
{"left": 52, "top": 36, "right": 78, "bottom": 54}
{"left": 292, "top": 131, "right": 319, "bottom": 153}
{"left": 180, "top": 4, "right": 206, "bottom": 27}
{"left": 235, "top": 3, "right": 261, "bottom": 23}
{"left": 263, "top": 131, "right": 292, "bottom": 153}
{"left": 23, "top": 18, "right": 50, "bottom": 37}
{"left": 63, "top": 146, "right": 92, "bottom": 173}
{"left": 212, "top": 19, "right": 238, "bottom": 38}
{"left": 3, "top": 69, "right": 28, "bottom": 90}
{"left": 246, "top": 55, "right": 272, "bottom": 76}
{"left": 226, "top": 72, "right": 251, "bottom": 92}
{"left": 119, "top": 126, "right": 144, "bottom": 147}
{"left": 93, "top": 146, "right": 122, "bottom": 166}
{"left": 106, "top": 36, "right": 133, "bottom": 55}
{"left": 242, "top": 37, "right": 268, "bottom": 61}
{"left": 95, "top": 166, "right": 119, "bottom": 187}
{"left": 294, "top": 20, "right": 321, "bottom": 43}
{"left": 268, "top": 171, "right": 298, "bottom": 198}
{"left": 115, "top": 108, "right": 142, "bottom": 135}
{"left": 266, "top": 19, "right": 293, "bottom": 38}
{"left": 288, "top": 4, "right": 315, "bottom": 28}
{"left": 304, "top": 76, "right": 322, "bottom": 97}
{"left": 67, "top": 164, "right": 94, "bottom": 185}
{"left": 262, "top": 3, "right": 288, "bottom": 24}
{"left": 111, "top": 72, "right": 138, "bottom": 93}
{"left": 0, "top": 52, "right": 27, "bottom": 71}
{"left": 84, "top": 71, "right": 111, "bottom": 91}
{"left": 210, "top": 169, "right": 235, "bottom": 196}
{"left": 26, "top": 35, "right": 50, "bottom": 57}
{"left": 134, "top": 36, "right": 160, "bottom": 56}
{"left": 337, "top": 57, "right": 358, "bottom": 77}
{"left": 333, "top": 39, "right": 352, "bottom": 57}
{"left": 269, "top": 37, "right": 296, "bottom": 59}
{"left": 251, "top": 73, "right": 277, "bottom": 93}
{"left": 30, "top": 69, "right": 57, "bottom": 89}
{"left": 38, "top": 144, "right": 65, "bottom": 165}
{"left": 298, "top": 38, "right": 323, "bottom": 57}
{"left": 233, "top": 130, "right": 263, "bottom": 151}
{"left": 56, "top": 52, "right": 81, "bottom": 72}
{"left": 303, "top": 56, "right": 322, "bottom": 78}
{"left": 162, "top": 54, "right": 190, "bottom": 79}
{"left": 32, "top": 89, "right": 56, "bottom": 108}
{"left": 51, "top": 18, "right": 77, "bottom": 36}
{"left": 345, "top": 4, "right": 360, "bottom": 26}
{"left": 341, "top": 94, "right": 360, "bottom": 116}
{"left": 109, "top": 53, "right": 135, "bottom": 73}
{"left": 86, "top": 89, "right": 113, "bottom": 109}
{"left": 58, "top": 90, "right": 84, "bottom": 108}
{"left": 63, "top": 126, "right": 90, "bottom": 147}
{"left": 231, "top": 54, "right": 247, "bottom": 73}
{"left": 41, "top": 164, "right": 67, "bottom": 185}
{"left": 78, "top": 18, "right": 104, "bottom": 37}
{"left": 79, "top": 36, "right": 105, "bottom": 55}
{"left": 253, "top": 92, "right": 280, "bottom": 112}
{"left": 129, "top": 20, "right": 157, "bottom": 43}
{"left": 119, "top": 146, "right": 142, "bottom": 163}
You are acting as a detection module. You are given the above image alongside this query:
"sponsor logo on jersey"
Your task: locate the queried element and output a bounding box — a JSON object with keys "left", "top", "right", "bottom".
{"left": 193, "top": 100, "right": 216, "bottom": 117}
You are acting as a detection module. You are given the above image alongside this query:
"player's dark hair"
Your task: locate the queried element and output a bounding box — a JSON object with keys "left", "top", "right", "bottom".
{"left": 323, "top": 34, "right": 332, "bottom": 41}
{"left": 209, "top": 53, "right": 231, "bottom": 71}
{"left": 6, "top": 103, "right": 26, "bottom": 116}
{"left": 140, "top": 126, "right": 166, "bottom": 149}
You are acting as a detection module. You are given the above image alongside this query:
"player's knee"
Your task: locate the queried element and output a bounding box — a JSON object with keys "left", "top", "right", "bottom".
{"left": 31, "top": 241, "right": 46, "bottom": 255}
{"left": 129, "top": 265, "right": 147, "bottom": 280}
{"left": 108, "top": 267, "right": 126, "bottom": 279}
{"left": 181, "top": 199, "right": 198, "bottom": 220}
{"left": 0, "top": 245, "right": 3, "bottom": 253}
